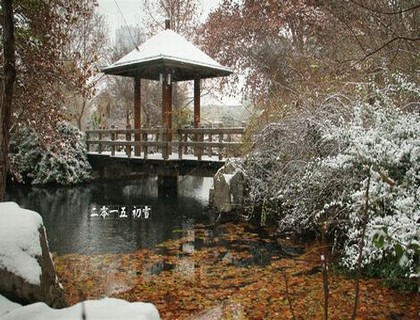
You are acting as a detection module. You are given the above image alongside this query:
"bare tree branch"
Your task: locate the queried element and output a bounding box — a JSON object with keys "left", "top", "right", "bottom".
{"left": 351, "top": 36, "right": 420, "bottom": 68}
{"left": 349, "top": 1, "right": 420, "bottom": 15}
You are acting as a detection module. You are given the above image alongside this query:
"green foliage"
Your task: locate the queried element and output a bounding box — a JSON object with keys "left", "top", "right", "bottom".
{"left": 363, "top": 256, "right": 418, "bottom": 293}
{"left": 10, "top": 122, "right": 91, "bottom": 185}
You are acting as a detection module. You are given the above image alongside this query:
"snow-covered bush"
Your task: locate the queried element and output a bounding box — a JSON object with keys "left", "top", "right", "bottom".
{"left": 293, "top": 104, "right": 419, "bottom": 279}
{"left": 10, "top": 122, "right": 91, "bottom": 185}
{"left": 245, "top": 75, "right": 419, "bottom": 282}
{"left": 330, "top": 106, "right": 418, "bottom": 277}
{"left": 243, "top": 97, "right": 348, "bottom": 224}
{"left": 288, "top": 79, "right": 419, "bottom": 280}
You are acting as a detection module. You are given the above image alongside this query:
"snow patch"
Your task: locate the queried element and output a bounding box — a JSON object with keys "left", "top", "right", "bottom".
{"left": 0, "top": 296, "right": 160, "bottom": 320}
{"left": 0, "top": 295, "right": 21, "bottom": 317}
{"left": 0, "top": 202, "right": 43, "bottom": 285}
{"left": 223, "top": 173, "right": 235, "bottom": 185}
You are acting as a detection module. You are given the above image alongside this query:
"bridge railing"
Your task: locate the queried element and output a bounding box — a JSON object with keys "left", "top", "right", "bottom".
{"left": 85, "top": 126, "right": 245, "bottom": 160}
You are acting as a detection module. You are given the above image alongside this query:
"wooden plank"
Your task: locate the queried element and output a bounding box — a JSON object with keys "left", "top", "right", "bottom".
{"left": 86, "top": 127, "right": 245, "bottom": 135}
{"left": 87, "top": 140, "right": 242, "bottom": 148}
{"left": 177, "top": 141, "right": 242, "bottom": 148}
{"left": 178, "top": 128, "right": 245, "bottom": 135}
{"left": 95, "top": 141, "right": 169, "bottom": 147}
{"left": 85, "top": 129, "right": 157, "bottom": 135}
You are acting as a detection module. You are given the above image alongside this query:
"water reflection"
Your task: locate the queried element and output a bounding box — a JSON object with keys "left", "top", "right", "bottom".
{"left": 5, "top": 176, "right": 214, "bottom": 255}
{"left": 142, "top": 222, "right": 296, "bottom": 284}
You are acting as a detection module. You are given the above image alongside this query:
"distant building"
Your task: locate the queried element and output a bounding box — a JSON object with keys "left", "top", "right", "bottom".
{"left": 197, "top": 92, "right": 250, "bottom": 127}
{"left": 115, "top": 26, "right": 145, "bottom": 48}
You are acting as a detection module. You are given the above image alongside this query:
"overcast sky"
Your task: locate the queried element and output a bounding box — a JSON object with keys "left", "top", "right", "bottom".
{"left": 97, "top": 0, "right": 222, "bottom": 40}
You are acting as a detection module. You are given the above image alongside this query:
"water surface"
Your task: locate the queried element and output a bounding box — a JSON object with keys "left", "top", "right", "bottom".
{"left": 6, "top": 176, "right": 215, "bottom": 255}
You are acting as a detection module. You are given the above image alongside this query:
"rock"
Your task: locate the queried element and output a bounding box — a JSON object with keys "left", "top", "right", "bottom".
{"left": 209, "top": 159, "right": 246, "bottom": 212}
{"left": 0, "top": 202, "right": 67, "bottom": 308}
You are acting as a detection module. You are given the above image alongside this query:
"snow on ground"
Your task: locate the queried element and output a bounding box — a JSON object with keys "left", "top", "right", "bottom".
{"left": 0, "top": 202, "right": 43, "bottom": 285}
{"left": 0, "top": 295, "right": 160, "bottom": 320}
{"left": 0, "top": 295, "right": 21, "bottom": 317}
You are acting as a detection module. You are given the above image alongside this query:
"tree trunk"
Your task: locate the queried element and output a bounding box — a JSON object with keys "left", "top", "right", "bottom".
{"left": 0, "top": 0, "right": 16, "bottom": 201}
{"left": 77, "top": 99, "right": 87, "bottom": 130}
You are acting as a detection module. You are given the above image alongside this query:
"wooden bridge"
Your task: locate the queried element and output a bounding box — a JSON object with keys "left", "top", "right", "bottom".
{"left": 85, "top": 127, "right": 245, "bottom": 180}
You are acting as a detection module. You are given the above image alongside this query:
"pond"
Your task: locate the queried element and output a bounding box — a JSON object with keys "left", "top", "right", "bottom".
{"left": 5, "top": 178, "right": 417, "bottom": 319}
{"left": 5, "top": 176, "right": 215, "bottom": 255}
{"left": 5, "top": 176, "right": 291, "bottom": 318}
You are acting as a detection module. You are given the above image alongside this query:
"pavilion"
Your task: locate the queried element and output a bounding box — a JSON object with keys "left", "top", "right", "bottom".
{"left": 102, "top": 21, "right": 232, "bottom": 155}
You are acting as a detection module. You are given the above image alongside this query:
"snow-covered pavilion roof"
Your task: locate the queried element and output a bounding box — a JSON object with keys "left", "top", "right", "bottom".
{"left": 102, "top": 29, "right": 232, "bottom": 81}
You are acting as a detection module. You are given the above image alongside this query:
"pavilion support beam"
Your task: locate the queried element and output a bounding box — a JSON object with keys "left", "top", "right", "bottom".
{"left": 162, "top": 75, "right": 173, "bottom": 132}
{"left": 193, "top": 79, "right": 201, "bottom": 158}
{"left": 194, "top": 79, "right": 201, "bottom": 128}
{"left": 162, "top": 74, "right": 173, "bottom": 157}
{"left": 134, "top": 76, "right": 141, "bottom": 156}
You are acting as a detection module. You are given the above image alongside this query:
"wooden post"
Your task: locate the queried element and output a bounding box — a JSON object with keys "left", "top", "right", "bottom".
{"left": 163, "top": 20, "right": 172, "bottom": 158}
{"left": 111, "top": 125, "right": 116, "bottom": 156}
{"left": 178, "top": 130, "right": 183, "bottom": 159}
{"left": 86, "top": 129, "right": 90, "bottom": 153}
{"left": 143, "top": 131, "right": 148, "bottom": 159}
{"left": 193, "top": 79, "right": 201, "bottom": 158}
{"left": 218, "top": 124, "right": 224, "bottom": 160}
{"left": 162, "top": 75, "right": 172, "bottom": 129}
{"left": 162, "top": 73, "right": 172, "bottom": 156}
{"left": 134, "top": 76, "right": 141, "bottom": 156}
{"left": 98, "top": 132, "right": 103, "bottom": 154}
{"left": 162, "top": 128, "right": 169, "bottom": 160}
{"left": 194, "top": 79, "right": 200, "bottom": 128}
{"left": 163, "top": 18, "right": 172, "bottom": 158}
{"left": 126, "top": 124, "right": 131, "bottom": 158}
{"left": 197, "top": 132, "right": 203, "bottom": 161}
{"left": 208, "top": 133, "right": 212, "bottom": 157}
{"left": 184, "top": 132, "right": 188, "bottom": 154}
{"left": 156, "top": 130, "right": 160, "bottom": 154}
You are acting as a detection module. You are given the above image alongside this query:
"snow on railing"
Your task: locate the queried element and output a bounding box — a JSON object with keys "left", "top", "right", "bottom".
{"left": 85, "top": 126, "right": 245, "bottom": 160}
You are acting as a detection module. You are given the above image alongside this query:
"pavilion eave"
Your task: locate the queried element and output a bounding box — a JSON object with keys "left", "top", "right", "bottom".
{"left": 102, "top": 57, "right": 232, "bottom": 81}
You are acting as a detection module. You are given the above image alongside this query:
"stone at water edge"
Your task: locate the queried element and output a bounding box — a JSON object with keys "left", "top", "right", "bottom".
{"left": 0, "top": 202, "right": 67, "bottom": 308}
{"left": 209, "top": 159, "right": 246, "bottom": 213}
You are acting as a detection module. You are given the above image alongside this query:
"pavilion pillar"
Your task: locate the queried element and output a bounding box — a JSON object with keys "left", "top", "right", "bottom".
{"left": 194, "top": 79, "right": 201, "bottom": 128}
{"left": 162, "top": 74, "right": 172, "bottom": 157}
{"left": 162, "top": 74, "right": 173, "bottom": 132}
{"left": 134, "top": 76, "right": 141, "bottom": 156}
